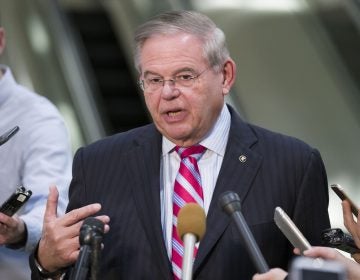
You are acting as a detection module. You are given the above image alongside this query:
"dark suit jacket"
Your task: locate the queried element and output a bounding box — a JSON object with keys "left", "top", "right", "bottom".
{"left": 30, "top": 105, "right": 330, "bottom": 279}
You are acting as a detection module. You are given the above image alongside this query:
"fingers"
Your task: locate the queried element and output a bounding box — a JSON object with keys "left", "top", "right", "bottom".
{"left": 0, "top": 212, "right": 14, "bottom": 227}
{"left": 60, "top": 203, "right": 102, "bottom": 227}
{"left": 94, "top": 215, "right": 111, "bottom": 233}
{"left": 0, "top": 214, "right": 26, "bottom": 244}
{"left": 0, "top": 214, "right": 19, "bottom": 233}
{"left": 38, "top": 186, "right": 110, "bottom": 273}
{"left": 342, "top": 200, "right": 354, "bottom": 230}
{"left": 94, "top": 215, "right": 110, "bottom": 224}
{"left": 252, "top": 268, "right": 287, "bottom": 280}
{"left": 43, "top": 186, "right": 59, "bottom": 223}
{"left": 38, "top": 212, "right": 110, "bottom": 272}
{"left": 342, "top": 200, "right": 360, "bottom": 248}
{"left": 293, "top": 248, "right": 301, "bottom": 255}
{"left": 303, "top": 246, "right": 339, "bottom": 260}
{"left": 38, "top": 235, "right": 81, "bottom": 272}
{"left": 43, "top": 210, "right": 106, "bottom": 244}
{"left": 351, "top": 253, "right": 360, "bottom": 264}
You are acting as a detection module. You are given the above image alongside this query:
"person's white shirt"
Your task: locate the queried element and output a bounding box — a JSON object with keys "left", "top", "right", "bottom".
{"left": 0, "top": 65, "right": 72, "bottom": 280}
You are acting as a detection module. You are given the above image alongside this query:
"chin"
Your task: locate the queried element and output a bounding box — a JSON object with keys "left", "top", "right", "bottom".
{"left": 161, "top": 125, "right": 188, "bottom": 137}
{"left": 165, "top": 131, "right": 190, "bottom": 143}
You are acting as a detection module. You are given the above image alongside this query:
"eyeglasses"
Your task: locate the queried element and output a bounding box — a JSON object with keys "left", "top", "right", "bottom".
{"left": 138, "top": 68, "right": 210, "bottom": 92}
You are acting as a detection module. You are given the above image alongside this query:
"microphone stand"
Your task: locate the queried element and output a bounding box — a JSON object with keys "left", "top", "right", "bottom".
{"left": 90, "top": 235, "right": 102, "bottom": 280}
{"left": 182, "top": 234, "right": 197, "bottom": 280}
{"left": 70, "top": 217, "right": 104, "bottom": 280}
{"left": 231, "top": 210, "right": 269, "bottom": 273}
{"left": 219, "top": 191, "right": 269, "bottom": 274}
{"left": 70, "top": 245, "right": 91, "bottom": 280}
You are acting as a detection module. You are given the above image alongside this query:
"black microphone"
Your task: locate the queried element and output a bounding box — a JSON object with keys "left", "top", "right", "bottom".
{"left": 90, "top": 222, "right": 104, "bottom": 280}
{"left": 70, "top": 217, "right": 104, "bottom": 280}
{"left": 219, "top": 191, "right": 269, "bottom": 273}
{"left": 0, "top": 126, "right": 19, "bottom": 146}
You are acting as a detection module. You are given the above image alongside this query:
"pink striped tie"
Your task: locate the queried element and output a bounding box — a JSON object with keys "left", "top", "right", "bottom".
{"left": 171, "top": 145, "right": 206, "bottom": 280}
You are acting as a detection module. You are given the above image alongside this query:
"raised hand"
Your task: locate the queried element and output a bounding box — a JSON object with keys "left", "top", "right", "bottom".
{"left": 37, "top": 186, "right": 110, "bottom": 272}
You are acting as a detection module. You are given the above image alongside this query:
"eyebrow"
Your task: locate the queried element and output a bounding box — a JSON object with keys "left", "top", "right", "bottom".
{"left": 143, "top": 67, "right": 197, "bottom": 78}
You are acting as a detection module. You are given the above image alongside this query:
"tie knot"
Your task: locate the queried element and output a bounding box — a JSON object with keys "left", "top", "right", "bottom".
{"left": 175, "top": 145, "right": 206, "bottom": 160}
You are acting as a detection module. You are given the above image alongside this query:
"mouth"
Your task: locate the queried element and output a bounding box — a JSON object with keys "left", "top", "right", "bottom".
{"left": 162, "top": 108, "right": 185, "bottom": 122}
{"left": 167, "top": 110, "right": 182, "bottom": 117}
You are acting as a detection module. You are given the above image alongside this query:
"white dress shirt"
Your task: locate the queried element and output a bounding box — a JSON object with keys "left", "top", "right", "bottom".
{"left": 0, "top": 65, "right": 72, "bottom": 280}
{"left": 160, "top": 104, "right": 231, "bottom": 257}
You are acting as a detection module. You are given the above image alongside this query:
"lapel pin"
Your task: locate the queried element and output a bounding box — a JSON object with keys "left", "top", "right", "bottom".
{"left": 239, "top": 155, "right": 247, "bottom": 163}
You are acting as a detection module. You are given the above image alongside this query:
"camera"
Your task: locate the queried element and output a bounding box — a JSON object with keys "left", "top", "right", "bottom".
{"left": 0, "top": 186, "right": 32, "bottom": 216}
{"left": 0, "top": 126, "right": 19, "bottom": 146}
{"left": 321, "top": 228, "right": 360, "bottom": 255}
{"left": 289, "top": 256, "right": 347, "bottom": 280}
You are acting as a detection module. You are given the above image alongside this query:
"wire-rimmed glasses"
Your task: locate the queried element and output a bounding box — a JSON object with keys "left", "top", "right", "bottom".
{"left": 138, "top": 68, "right": 210, "bottom": 93}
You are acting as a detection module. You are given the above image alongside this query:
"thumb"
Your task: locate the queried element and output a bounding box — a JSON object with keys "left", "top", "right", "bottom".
{"left": 351, "top": 253, "right": 360, "bottom": 264}
{"left": 43, "top": 185, "right": 59, "bottom": 223}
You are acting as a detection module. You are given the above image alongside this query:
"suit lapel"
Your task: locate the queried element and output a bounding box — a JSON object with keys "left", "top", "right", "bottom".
{"left": 124, "top": 126, "right": 172, "bottom": 279}
{"left": 194, "top": 108, "right": 263, "bottom": 272}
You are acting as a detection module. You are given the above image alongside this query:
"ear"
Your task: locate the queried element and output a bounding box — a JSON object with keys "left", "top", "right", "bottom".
{"left": 0, "top": 28, "right": 6, "bottom": 55}
{"left": 221, "top": 58, "right": 236, "bottom": 96}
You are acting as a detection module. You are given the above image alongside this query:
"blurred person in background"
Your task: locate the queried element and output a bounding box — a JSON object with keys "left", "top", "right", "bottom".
{"left": 0, "top": 26, "right": 72, "bottom": 279}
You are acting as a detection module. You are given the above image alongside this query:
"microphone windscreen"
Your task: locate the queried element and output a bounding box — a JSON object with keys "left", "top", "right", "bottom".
{"left": 218, "top": 191, "right": 241, "bottom": 215}
{"left": 80, "top": 217, "right": 105, "bottom": 245}
{"left": 82, "top": 217, "right": 104, "bottom": 231}
{"left": 177, "top": 203, "right": 206, "bottom": 242}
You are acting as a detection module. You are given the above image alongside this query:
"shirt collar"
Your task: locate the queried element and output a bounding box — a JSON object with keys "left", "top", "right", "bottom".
{"left": 162, "top": 103, "right": 231, "bottom": 157}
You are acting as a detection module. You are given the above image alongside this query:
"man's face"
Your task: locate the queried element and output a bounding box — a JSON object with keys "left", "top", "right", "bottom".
{"left": 139, "top": 32, "right": 234, "bottom": 147}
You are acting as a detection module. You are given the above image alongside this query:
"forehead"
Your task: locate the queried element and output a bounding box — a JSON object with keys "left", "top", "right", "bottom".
{"left": 139, "top": 32, "right": 207, "bottom": 73}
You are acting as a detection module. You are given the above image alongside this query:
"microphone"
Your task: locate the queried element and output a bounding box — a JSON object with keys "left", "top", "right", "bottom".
{"left": 177, "top": 203, "right": 206, "bottom": 280}
{"left": 0, "top": 126, "right": 19, "bottom": 146}
{"left": 70, "top": 217, "right": 104, "bottom": 280}
{"left": 219, "top": 191, "right": 269, "bottom": 273}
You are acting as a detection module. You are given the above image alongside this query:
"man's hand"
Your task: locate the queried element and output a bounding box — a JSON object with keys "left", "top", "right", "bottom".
{"left": 37, "top": 186, "right": 110, "bottom": 272}
{"left": 0, "top": 213, "right": 26, "bottom": 245}
{"left": 252, "top": 268, "right": 287, "bottom": 280}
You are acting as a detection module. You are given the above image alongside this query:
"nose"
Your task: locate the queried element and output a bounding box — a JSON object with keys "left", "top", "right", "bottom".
{"left": 163, "top": 79, "right": 176, "bottom": 87}
{"left": 161, "top": 80, "right": 180, "bottom": 99}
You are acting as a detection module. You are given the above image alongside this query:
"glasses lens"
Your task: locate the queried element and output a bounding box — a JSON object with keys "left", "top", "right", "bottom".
{"left": 176, "top": 77, "right": 195, "bottom": 88}
{"left": 141, "top": 69, "right": 208, "bottom": 92}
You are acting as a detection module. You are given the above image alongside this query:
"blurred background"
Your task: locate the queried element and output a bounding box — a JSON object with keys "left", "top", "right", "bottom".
{"left": 0, "top": 0, "right": 359, "bottom": 229}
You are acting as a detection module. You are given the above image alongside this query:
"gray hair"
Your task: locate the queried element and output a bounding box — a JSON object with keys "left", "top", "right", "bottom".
{"left": 134, "top": 10, "right": 230, "bottom": 73}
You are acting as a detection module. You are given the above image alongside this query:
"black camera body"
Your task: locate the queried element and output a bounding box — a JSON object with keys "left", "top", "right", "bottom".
{"left": 0, "top": 186, "right": 32, "bottom": 216}
{"left": 0, "top": 126, "right": 19, "bottom": 146}
{"left": 321, "top": 228, "right": 360, "bottom": 255}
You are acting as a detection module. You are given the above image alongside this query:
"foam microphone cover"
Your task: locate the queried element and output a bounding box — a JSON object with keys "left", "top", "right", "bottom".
{"left": 80, "top": 217, "right": 105, "bottom": 245}
{"left": 177, "top": 203, "right": 206, "bottom": 242}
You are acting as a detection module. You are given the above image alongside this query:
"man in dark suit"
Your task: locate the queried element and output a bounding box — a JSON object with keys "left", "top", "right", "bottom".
{"left": 30, "top": 10, "right": 330, "bottom": 279}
